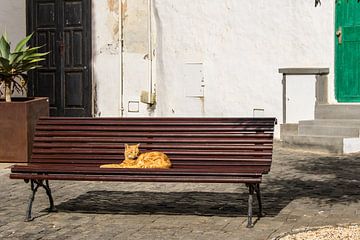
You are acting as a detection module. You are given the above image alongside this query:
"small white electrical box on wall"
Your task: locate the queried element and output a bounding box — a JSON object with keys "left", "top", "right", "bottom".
{"left": 128, "top": 101, "right": 140, "bottom": 113}
{"left": 184, "top": 63, "right": 205, "bottom": 97}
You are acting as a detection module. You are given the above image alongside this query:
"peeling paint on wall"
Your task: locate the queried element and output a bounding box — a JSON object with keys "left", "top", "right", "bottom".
{"left": 107, "top": 0, "right": 119, "bottom": 12}
{"left": 122, "top": 0, "right": 128, "bottom": 20}
{"left": 98, "top": 43, "right": 120, "bottom": 55}
{"left": 123, "top": 0, "right": 148, "bottom": 54}
{"left": 107, "top": 0, "right": 120, "bottom": 42}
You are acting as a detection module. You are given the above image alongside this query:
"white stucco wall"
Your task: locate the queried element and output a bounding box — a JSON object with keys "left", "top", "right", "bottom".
{"left": 0, "top": 0, "right": 26, "bottom": 45}
{"left": 152, "top": 0, "right": 335, "bottom": 137}
{"left": 122, "top": 0, "right": 152, "bottom": 117}
{"left": 0, "top": 0, "right": 336, "bottom": 138}
{"left": 92, "top": 0, "right": 150, "bottom": 117}
{"left": 0, "top": 0, "right": 26, "bottom": 98}
{"left": 92, "top": 0, "right": 121, "bottom": 117}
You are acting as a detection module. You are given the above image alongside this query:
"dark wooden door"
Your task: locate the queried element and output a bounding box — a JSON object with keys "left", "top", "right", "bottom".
{"left": 27, "top": 0, "right": 92, "bottom": 116}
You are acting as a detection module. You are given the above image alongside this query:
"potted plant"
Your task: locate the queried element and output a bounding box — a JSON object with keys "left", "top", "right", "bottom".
{"left": 0, "top": 33, "right": 50, "bottom": 163}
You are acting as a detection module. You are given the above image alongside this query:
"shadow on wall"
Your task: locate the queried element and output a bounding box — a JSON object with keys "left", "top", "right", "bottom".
{"left": 55, "top": 149, "right": 359, "bottom": 217}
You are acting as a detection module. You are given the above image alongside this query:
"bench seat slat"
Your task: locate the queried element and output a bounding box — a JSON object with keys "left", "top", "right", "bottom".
{"left": 37, "top": 117, "right": 276, "bottom": 123}
{"left": 29, "top": 159, "right": 272, "bottom": 165}
{"left": 31, "top": 149, "right": 272, "bottom": 156}
{"left": 30, "top": 156, "right": 272, "bottom": 161}
{"left": 11, "top": 164, "right": 265, "bottom": 175}
{"left": 34, "top": 132, "right": 274, "bottom": 138}
{"left": 15, "top": 163, "right": 270, "bottom": 171}
{"left": 16, "top": 163, "right": 271, "bottom": 173}
{"left": 37, "top": 119, "right": 275, "bottom": 124}
{"left": 29, "top": 160, "right": 272, "bottom": 170}
{"left": 36, "top": 126, "right": 274, "bottom": 131}
{"left": 33, "top": 142, "right": 273, "bottom": 150}
{"left": 10, "top": 173, "right": 262, "bottom": 184}
{"left": 11, "top": 169, "right": 263, "bottom": 177}
{"left": 30, "top": 154, "right": 272, "bottom": 161}
{"left": 34, "top": 137, "right": 274, "bottom": 144}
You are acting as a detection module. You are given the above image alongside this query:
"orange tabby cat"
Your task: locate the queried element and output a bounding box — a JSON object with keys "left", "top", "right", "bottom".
{"left": 100, "top": 144, "right": 171, "bottom": 169}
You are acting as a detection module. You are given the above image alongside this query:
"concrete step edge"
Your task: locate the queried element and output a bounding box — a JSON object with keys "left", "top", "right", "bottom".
{"left": 282, "top": 135, "right": 360, "bottom": 154}
{"left": 298, "top": 125, "right": 360, "bottom": 138}
{"left": 282, "top": 135, "right": 344, "bottom": 154}
{"left": 300, "top": 119, "right": 360, "bottom": 126}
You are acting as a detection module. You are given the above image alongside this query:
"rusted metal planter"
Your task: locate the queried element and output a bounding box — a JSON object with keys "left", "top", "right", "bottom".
{"left": 0, "top": 97, "right": 49, "bottom": 163}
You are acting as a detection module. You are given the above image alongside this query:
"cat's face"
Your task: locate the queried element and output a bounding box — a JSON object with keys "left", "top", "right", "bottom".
{"left": 125, "top": 144, "right": 140, "bottom": 159}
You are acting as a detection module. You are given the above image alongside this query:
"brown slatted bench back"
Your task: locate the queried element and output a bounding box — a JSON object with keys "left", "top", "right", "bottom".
{"left": 32, "top": 117, "right": 276, "bottom": 174}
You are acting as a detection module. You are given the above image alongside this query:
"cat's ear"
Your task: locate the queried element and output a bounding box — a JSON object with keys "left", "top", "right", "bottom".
{"left": 125, "top": 144, "right": 129, "bottom": 149}
{"left": 137, "top": 143, "right": 140, "bottom": 147}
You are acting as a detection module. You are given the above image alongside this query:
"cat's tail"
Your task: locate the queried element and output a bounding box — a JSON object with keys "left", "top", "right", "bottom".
{"left": 100, "top": 164, "right": 123, "bottom": 168}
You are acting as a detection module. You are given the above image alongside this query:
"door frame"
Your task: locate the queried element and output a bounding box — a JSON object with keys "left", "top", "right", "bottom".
{"left": 26, "top": 0, "right": 93, "bottom": 116}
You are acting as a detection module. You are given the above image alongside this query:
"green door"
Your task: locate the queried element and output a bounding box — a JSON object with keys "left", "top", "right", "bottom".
{"left": 335, "top": 0, "right": 360, "bottom": 102}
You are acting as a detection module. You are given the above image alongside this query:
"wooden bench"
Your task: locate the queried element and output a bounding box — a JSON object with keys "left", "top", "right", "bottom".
{"left": 10, "top": 117, "right": 276, "bottom": 227}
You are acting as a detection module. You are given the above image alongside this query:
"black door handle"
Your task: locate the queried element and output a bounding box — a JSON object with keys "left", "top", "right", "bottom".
{"left": 57, "top": 41, "right": 65, "bottom": 56}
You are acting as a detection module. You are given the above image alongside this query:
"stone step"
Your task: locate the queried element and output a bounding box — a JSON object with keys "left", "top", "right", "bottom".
{"left": 280, "top": 124, "right": 298, "bottom": 140}
{"left": 282, "top": 135, "right": 360, "bottom": 154}
{"left": 300, "top": 119, "right": 360, "bottom": 128}
{"left": 315, "top": 104, "right": 360, "bottom": 119}
{"left": 298, "top": 125, "right": 360, "bottom": 138}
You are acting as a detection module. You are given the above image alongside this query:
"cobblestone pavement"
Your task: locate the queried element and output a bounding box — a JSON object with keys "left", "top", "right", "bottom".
{"left": 0, "top": 144, "right": 359, "bottom": 240}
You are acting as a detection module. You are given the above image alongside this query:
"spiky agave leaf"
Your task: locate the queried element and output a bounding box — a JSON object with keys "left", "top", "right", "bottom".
{"left": 14, "top": 33, "right": 33, "bottom": 52}
{"left": 0, "top": 35, "right": 10, "bottom": 59}
{"left": 0, "top": 57, "right": 10, "bottom": 71}
{"left": 23, "top": 52, "right": 49, "bottom": 59}
{"left": 9, "top": 51, "right": 24, "bottom": 65}
{"left": 13, "top": 45, "right": 47, "bottom": 67}
{"left": 0, "top": 32, "right": 49, "bottom": 101}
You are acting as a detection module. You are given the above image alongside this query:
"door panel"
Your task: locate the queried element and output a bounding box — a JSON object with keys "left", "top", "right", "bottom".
{"left": 65, "top": 72, "right": 83, "bottom": 107}
{"left": 27, "top": 0, "right": 91, "bottom": 116}
{"left": 35, "top": 72, "right": 56, "bottom": 106}
{"left": 64, "top": 1, "right": 83, "bottom": 26}
{"left": 36, "top": 2, "right": 55, "bottom": 27}
{"left": 335, "top": 0, "right": 360, "bottom": 102}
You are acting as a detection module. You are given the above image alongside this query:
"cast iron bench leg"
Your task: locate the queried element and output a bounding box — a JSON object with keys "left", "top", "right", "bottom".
{"left": 44, "top": 180, "right": 57, "bottom": 212}
{"left": 24, "top": 179, "right": 56, "bottom": 222}
{"left": 25, "top": 180, "right": 40, "bottom": 222}
{"left": 255, "top": 183, "right": 265, "bottom": 217}
{"left": 246, "top": 183, "right": 265, "bottom": 228}
{"left": 247, "top": 184, "right": 255, "bottom": 228}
